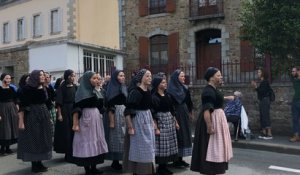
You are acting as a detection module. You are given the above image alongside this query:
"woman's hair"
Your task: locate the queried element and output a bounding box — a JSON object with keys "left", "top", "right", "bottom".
{"left": 257, "top": 67, "right": 268, "bottom": 80}
{"left": 54, "top": 78, "right": 63, "bottom": 90}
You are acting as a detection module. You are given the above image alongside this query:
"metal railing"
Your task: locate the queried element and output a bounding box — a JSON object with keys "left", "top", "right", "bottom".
{"left": 189, "top": 0, "right": 224, "bottom": 20}
{"left": 123, "top": 60, "right": 293, "bottom": 86}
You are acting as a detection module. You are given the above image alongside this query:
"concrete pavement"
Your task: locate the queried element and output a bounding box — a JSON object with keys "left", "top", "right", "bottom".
{"left": 232, "top": 135, "right": 300, "bottom": 155}
{"left": 1, "top": 135, "right": 300, "bottom": 174}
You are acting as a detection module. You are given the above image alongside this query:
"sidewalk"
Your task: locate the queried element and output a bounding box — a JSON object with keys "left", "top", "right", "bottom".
{"left": 232, "top": 135, "right": 300, "bottom": 155}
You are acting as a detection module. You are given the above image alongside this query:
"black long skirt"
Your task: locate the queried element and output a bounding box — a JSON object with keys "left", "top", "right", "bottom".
{"left": 53, "top": 103, "right": 75, "bottom": 163}
{"left": 0, "top": 102, "right": 18, "bottom": 146}
{"left": 174, "top": 103, "right": 192, "bottom": 157}
{"left": 190, "top": 112, "right": 228, "bottom": 174}
{"left": 17, "top": 104, "right": 52, "bottom": 162}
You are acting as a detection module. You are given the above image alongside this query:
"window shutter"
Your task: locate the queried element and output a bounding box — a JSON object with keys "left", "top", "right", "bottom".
{"left": 139, "top": 36, "right": 149, "bottom": 68}
{"left": 168, "top": 32, "right": 179, "bottom": 72}
{"left": 0, "top": 25, "right": 2, "bottom": 43}
{"left": 48, "top": 11, "right": 51, "bottom": 34}
{"left": 15, "top": 20, "right": 18, "bottom": 40}
{"left": 240, "top": 40, "right": 255, "bottom": 72}
{"left": 166, "top": 0, "right": 176, "bottom": 13}
{"left": 39, "top": 14, "right": 43, "bottom": 36}
{"left": 8, "top": 22, "right": 12, "bottom": 42}
{"left": 58, "top": 8, "right": 63, "bottom": 32}
{"left": 23, "top": 18, "right": 27, "bottom": 39}
{"left": 30, "top": 16, "right": 33, "bottom": 38}
{"left": 139, "top": 0, "right": 148, "bottom": 17}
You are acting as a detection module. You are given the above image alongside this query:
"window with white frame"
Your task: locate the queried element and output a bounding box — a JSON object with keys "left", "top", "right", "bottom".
{"left": 17, "top": 18, "right": 25, "bottom": 40}
{"left": 83, "top": 51, "right": 115, "bottom": 76}
{"left": 50, "top": 9, "right": 59, "bottom": 34}
{"left": 3, "top": 22, "right": 9, "bottom": 43}
{"left": 33, "top": 14, "right": 41, "bottom": 37}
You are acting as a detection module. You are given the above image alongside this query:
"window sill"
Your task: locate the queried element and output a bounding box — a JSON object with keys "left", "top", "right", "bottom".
{"left": 2, "top": 41, "right": 11, "bottom": 44}
{"left": 16, "top": 38, "right": 26, "bottom": 42}
{"left": 50, "top": 31, "right": 61, "bottom": 35}
{"left": 147, "top": 13, "right": 169, "bottom": 19}
{"left": 33, "top": 35, "right": 42, "bottom": 39}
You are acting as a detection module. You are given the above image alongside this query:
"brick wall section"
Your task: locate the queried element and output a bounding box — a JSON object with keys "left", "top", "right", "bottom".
{"left": 123, "top": 0, "right": 191, "bottom": 69}
{"left": 123, "top": 0, "right": 292, "bottom": 136}
{"left": 0, "top": 47, "right": 29, "bottom": 84}
{"left": 190, "top": 84, "right": 294, "bottom": 136}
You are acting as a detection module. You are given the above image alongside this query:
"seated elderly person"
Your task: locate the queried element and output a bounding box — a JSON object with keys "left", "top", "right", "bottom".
{"left": 224, "top": 91, "right": 244, "bottom": 139}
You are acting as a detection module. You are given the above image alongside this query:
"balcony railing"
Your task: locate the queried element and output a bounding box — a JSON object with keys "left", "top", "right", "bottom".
{"left": 189, "top": 0, "right": 224, "bottom": 20}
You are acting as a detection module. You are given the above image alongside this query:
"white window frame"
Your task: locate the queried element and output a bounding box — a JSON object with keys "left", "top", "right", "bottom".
{"left": 50, "top": 9, "right": 59, "bottom": 34}
{"left": 83, "top": 50, "right": 115, "bottom": 76}
{"left": 49, "top": 7, "right": 62, "bottom": 35}
{"left": 32, "top": 13, "right": 42, "bottom": 37}
{"left": 17, "top": 18, "right": 25, "bottom": 40}
{"left": 3, "top": 22, "right": 10, "bottom": 43}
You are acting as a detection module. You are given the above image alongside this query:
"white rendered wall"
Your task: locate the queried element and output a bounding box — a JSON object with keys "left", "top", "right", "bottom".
{"left": 29, "top": 43, "right": 68, "bottom": 79}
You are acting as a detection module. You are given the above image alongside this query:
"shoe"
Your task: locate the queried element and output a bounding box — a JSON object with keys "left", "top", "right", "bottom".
{"left": 289, "top": 135, "right": 300, "bottom": 142}
{"left": 172, "top": 161, "right": 182, "bottom": 167}
{"left": 37, "top": 162, "right": 48, "bottom": 171}
{"left": 180, "top": 160, "right": 190, "bottom": 167}
{"left": 157, "top": 166, "right": 165, "bottom": 175}
{"left": 263, "top": 135, "right": 273, "bottom": 140}
{"left": 90, "top": 168, "right": 103, "bottom": 174}
{"left": 31, "top": 162, "right": 48, "bottom": 173}
{"left": 111, "top": 161, "right": 122, "bottom": 171}
{"left": 5, "top": 149, "right": 13, "bottom": 154}
{"left": 172, "top": 160, "right": 189, "bottom": 168}
{"left": 0, "top": 149, "right": 5, "bottom": 155}
{"left": 258, "top": 134, "right": 266, "bottom": 139}
{"left": 164, "top": 167, "right": 173, "bottom": 174}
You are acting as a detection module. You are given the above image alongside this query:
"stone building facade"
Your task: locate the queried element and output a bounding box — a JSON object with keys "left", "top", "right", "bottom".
{"left": 0, "top": 0, "right": 123, "bottom": 82}
{"left": 121, "top": 0, "right": 249, "bottom": 77}
{"left": 121, "top": 0, "right": 293, "bottom": 135}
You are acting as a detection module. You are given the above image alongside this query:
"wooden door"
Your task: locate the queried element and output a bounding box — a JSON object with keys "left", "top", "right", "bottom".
{"left": 197, "top": 42, "right": 221, "bottom": 79}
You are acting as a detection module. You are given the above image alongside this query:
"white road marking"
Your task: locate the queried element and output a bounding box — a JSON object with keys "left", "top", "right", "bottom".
{"left": 269, "top": 165, "right": 300, "bottom": 173}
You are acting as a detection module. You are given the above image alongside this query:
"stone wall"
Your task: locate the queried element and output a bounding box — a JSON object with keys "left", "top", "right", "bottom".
{"left": 190, "top": 83, "right": 294, "bottom": 136}
{"left": 123, "top": 0, "right": 244, "bottom": 70}
{"left": 123, "top": 0, "right": 191, "bottom": 69}
{"left": 0, "top": 47, "right": 29, "bottom": 84}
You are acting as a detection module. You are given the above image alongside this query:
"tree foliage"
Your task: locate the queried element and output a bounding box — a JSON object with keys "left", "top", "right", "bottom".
{"left": 240, "top": 0, "right": 300, "bottom": 64}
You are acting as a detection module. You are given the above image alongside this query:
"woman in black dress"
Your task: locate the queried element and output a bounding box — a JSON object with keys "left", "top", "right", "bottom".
{"left": 167, "top": 69, "right": 193, "bottom": 167}
{"left": 53, "top": 69, "right": 77, "bottom": 162}
{"left": 105, "top": 70, "right": 127, "bottom": 170}
{"left": 17, "top": 70, "right": 53, "bottom": 173}
{"left": 152, "top": 74, "right": 179, "bottom": 174}
{"left": 191, "top": 67, "right": 233, "bottom": 175}
{"left": 0, "top": 73, "right": 18, "bottom": 155}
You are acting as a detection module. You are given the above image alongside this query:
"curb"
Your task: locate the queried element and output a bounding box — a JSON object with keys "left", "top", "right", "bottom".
{"left": 232, "top": 140, "right": 300, "bottom": 155}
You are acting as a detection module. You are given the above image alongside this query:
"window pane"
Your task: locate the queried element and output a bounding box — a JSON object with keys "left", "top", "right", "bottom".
{"left": 83, "top": 51, "right": 115, "bottom": 75}
{"left": 51, "top": 10, "right": 59, "bottom": 33}
{"left": 3, "top": 23, "right": 8, "bottom": 42}
{"left": 33, "top": 15, "right": 40, "bottom": 36}
{"left": 149, "top": 0, "right": 166, "bottom": 14}
{"left": 17, "top": 19, "right": 23, "bottom": 40}
{"left": 161, "top": 51, "right": 168, "bottom": 64}
{"left": 150, "top": 35, "right": 168, "bottom": 67}
{"left": 209, "top": 0, "right": 216, "bottom": 5}
{"left": 151, "top": 52, "right": 159, "bottom": 65}
{"left": 199, "top": 0, "right": 206, "bottom": 7}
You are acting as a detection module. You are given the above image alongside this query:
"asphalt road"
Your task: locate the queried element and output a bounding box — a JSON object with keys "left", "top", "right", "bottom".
{"left": 0, "top": 145, "right": 299, "bottom": 175}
